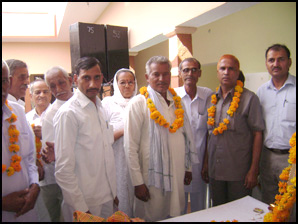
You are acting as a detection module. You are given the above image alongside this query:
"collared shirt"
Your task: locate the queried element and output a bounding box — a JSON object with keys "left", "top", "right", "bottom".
{"left": 7, "top": 94, "right": 25, "bottom": 108}
{"left": 40, "top": 99, "right": 66, "bottom": 186}
{"left": 175, "top": 86, "right": 213, "bottom": 192}
{"left": 53, "top": 89, "right": 116, "bottom": 213}
{"left": 257, "top": 74, "right": 296, "bottom": 149}
{"left": 2, "top": 100, "right": 39, "bottom": 221}
{"left": 26, "top": 104, "right": 51, "bottom": 127}
{"left": 206, "top": 87, "right": 265, "bottom": 181}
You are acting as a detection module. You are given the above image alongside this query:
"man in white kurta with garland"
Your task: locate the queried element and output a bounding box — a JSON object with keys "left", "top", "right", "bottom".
{"left": 175, "top": 57, "right": 213, "bottom": 213}
{"left": 53, "top": 57, "right": 117, "bottom": 222}
{"left": 2, "top": 59, "right": 40, "bottom": 222}
{"left": 124, "top": 56, "right": 199, "bottom": 221}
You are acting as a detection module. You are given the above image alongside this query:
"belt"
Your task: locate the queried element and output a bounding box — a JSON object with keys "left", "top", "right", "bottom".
{"left": 265, "top": 146, "right": 290, "bottom": 154}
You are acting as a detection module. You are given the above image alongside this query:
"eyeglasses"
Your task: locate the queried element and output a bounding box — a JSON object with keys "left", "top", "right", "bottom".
{"left": 182, "top": 68, "right": 200, "bottom": 73}
{"left": 118, "top": 81, "right": 135, "bottom": 87}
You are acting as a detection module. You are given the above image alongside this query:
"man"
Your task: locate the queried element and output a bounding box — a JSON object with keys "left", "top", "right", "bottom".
{"left": 2, "top": 59, "right": 40, "bottom": 222}
{"left": 175, "top": 58, "right": 213, "bottom": 213}
{"left": 257, "top": 44, "right": 296, "bottom": 205}
{"left": 124, "top": 56, "right": 198, "bottom": 221}
{"left": 53, "top": 57, "right": 118, "bottom": 221}
{"left": 25, "top": 78, "right": 52, "bottom": 222}
{"left": 6, "top": 59, "right": 29, "bottom": 108}
{"left": 202, "top": 54, "right": 264, "bottom": 206}
{"left": 38, "top": 66, "right": 74, "bottom": 222}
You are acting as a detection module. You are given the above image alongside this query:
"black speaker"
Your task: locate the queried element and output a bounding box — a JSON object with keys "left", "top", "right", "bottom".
{"left": 69, "top": 22, "right": 107, "bottom": 80}
{"left": 106, "top": 25, "right": 129, "bottom": 82}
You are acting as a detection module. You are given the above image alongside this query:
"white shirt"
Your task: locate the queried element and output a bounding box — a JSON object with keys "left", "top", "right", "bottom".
{"left": 2, "top": 100, "right": 39, "bottom": 221}
{"left": 53, "top": 89, "right": 116, "bottom": 213}
{"left": 26, "top": 104, "right": 51, "bottom": 127}
{"left": 175, "top": 86, "right": 213, "bottom": 192}
{"left": 39, "top": 99, "right": 66, "bottom": 186}
{"left": 257, "top": 74, "right": 296, "bottom": 149}
{"left": 7, "top": 93, "right": 25, "bottom": 108}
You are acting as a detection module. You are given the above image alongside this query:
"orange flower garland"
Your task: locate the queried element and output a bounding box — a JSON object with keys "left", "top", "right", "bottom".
{"left": 2, "top": 100, "right": 22, "bottom": 176}
{"left": 207, "top": 80, "right": 243, "bottom": 135}
{"left": 31, "top": 124, "right": 43, "bottom": 167}
{"left": 264, "top": 132, "right": 296, "bottom": 222}
{"left": 140, "top": 86, "right": 184, "bottom": 133}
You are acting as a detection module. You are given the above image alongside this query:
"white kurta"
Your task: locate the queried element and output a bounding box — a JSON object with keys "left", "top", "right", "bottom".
{"left": 53, "top": 89, "right": 116, "bottom": 221}
{"left": 2, "top": 101, "right": 39, "bottom": 222}
{"left": 102, "top": 96, "right": 134, "bottom": 217}
{"left": 124, "top": 92, "right": 191, "bottom": 221}
{"left": 175, "top": 86, "right": 213, "bottom": 211}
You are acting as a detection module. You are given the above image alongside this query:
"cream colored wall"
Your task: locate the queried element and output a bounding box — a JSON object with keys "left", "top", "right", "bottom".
{"left": 192, "top": 2, "right": 296, "bottom": 90}
{"left": 2, "top": 42, "right": 71, "bottom": 74}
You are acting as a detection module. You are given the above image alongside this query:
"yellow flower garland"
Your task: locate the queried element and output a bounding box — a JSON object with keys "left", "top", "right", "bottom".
{"left": 139, "top": 86, "right": 184, "bottom": 133}
{"left": 207, "top": 80, "right": 243, "bottom": 135}
{"left": 31, "top": 124, "right": 43, "bottom": 167}
{"left": 2, "top": 100, "right": 22, "bottom": 176}
{"left": 263, "top": 132, "right": 296, "bottom": 222}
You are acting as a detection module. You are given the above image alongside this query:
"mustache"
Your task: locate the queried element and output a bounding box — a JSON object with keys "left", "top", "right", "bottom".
{"left": 87, "top": 88, "right": 100, "bottom": 92}
{"left": 21, "top": 84, "right": 28, "bottom": 89}
{"left": 56, "top": 91, "right": 67, "bottom": 97}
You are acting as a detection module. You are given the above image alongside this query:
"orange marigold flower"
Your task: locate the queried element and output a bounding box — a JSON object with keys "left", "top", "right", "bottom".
{"left": 168, "top": 88, "right": 176, "bottom": 96}
{"left": 6, "top": 113, "right": 17, "bottom": 123}
{"left": 9, "top": 144, "right": 20, "bottom": 153}
{"left": 11, "top": 154, "right": 22, "bottom": 163}
{"left": 150, "top": 111, "right": 161, "bottom": 120}
{"left": 139, "top": 86, "right": 147, "bottom": 95}
{"left": 234, "top": 92, "right": 241, "bottom": 98}
{"left": 235, "top": 85, "right": 243, "bottom": 93}
{"left": 236, "top": 80, "right": 244, "bottom": 88}
{"left": 2, "top": 164, "right": 7, "bottom": 173}
{"left": 11, "top": 162, "right": 21, "bottom": 172}
{"left": 213, "top": 129, "right": 219, "bottom": 135}
{"left": 223, "top": 118, "right": 229, "bottom": 124}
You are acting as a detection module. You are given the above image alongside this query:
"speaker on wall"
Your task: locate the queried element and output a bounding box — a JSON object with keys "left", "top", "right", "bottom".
{"left": 105, "top": 25, "right": 129, "bottom": 82}
{"left": 69, "top": 22, "right": 107, "bottom": 80}
{"left": 69, "top": 23, "right": 129, "bottom": 84}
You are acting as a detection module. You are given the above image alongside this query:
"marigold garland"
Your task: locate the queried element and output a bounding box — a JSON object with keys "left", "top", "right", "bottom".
{"left": 2, "top": 100, "right": 22, "bottom": 176}
{"left": 31, "top": 124, "right": 43, "bottom": 167}
{"left": 263, "top": 132, "right": 296, "bottom": 222}
{"left": 207, "top": 80, "right": 243, "bottom": 135}
{"left": 139, "top": 86, "right": 184, "bottom": 133}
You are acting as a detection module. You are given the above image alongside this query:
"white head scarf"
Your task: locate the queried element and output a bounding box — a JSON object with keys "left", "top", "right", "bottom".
{"left": 112, "top": 68, "right": 138, "bottom": 108}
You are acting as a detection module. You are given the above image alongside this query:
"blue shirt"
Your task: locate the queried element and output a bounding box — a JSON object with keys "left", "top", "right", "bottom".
{"left": 257, "top": 74, "right": 296, "bottom": 149}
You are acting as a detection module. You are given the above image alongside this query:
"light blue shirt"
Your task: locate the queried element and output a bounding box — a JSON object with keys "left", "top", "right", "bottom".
{"left": 257, "top": 74, "right": 296, "bottom": 149}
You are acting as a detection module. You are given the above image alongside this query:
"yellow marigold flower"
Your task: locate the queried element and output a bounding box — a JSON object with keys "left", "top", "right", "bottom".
{"left": 227, "top": 109, "right": 234, "bottom": 117}
{"left": 168, "top": 88, "right": 176, "bottom": 96}
{"left": 147, "top": 98, "right": 153, "bottom": 104}
{"left": 208, "top": 106, "right": 216, "bottom": 113}
{"left": 2, "top": 164, "right": 7, "bottom": 173}
{"left": 150, "top": 108, "right": 157, "bottom": 113}
{"left": 139, "top": 86, "right": 147, "bottom": 95}
{"left": 175, "top": 108, "right": 184, "bottom": 116}
{"left": 7, "top": 166, "right": 15, "bottom": 176}
{"left": 263, "top": 212, "right": 273, "bottom": 222}
{"left": 289, "top": 135, "right": 296, "bottom": 147}
{"left": 9, "top": 144, "right": 20, "bottom": 153}
{"left": 223, "top": 118, "right": 229, "bottom": 124}
{"left": 213, "top": 128, "right": 219, "bottom": 135}
{"left": 208, "top": 112, "right": 215, "bottom": 118}
{"left": 235, "top": 85, "right": 243, "bottom": 93}
{"left": 150, "top": 111, "right": 160, "bottom": 120}
{"left": 145, "top": 92, "right": 149, "bottom": 98}
{"left": 290, "top": 177, "right": 296, "bottom": 186}
{"left": 236, "top": 80, "right": 244, "bottom": 88}
{"left": 211, "top": 94, "right": 217, "bottom": 104}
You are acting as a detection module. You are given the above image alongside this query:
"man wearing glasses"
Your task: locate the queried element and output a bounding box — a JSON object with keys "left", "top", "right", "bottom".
{"left": 175, "top": 58, "right": 213, "bottom": 213}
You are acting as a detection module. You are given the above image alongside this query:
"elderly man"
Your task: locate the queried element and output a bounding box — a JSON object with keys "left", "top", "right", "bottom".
{"left": 6, "top": 59, "right": 29, "bottom": 108}
{"left": 53, "top": 57, "right": 117, "bottom": 221}
{"left": 202, "top": 54, "right": 264, "bottom": 206}
{"left": 37, "top": 66, "right": 74, "bottom": 222}
{"left": 2, "top": 59, "right": 40, "bottom": 222}
{"left": 257, "top": 44, "right": 296, "bottom": 205}
{"left": 175, "top": 57, "right": 213, "bottom": 213}
{"left": 124, "top": 55, "right": 198, "bottom": 221}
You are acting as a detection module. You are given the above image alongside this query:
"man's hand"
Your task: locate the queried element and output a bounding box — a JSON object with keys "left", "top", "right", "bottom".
{"left": 244, "top": 169, "right": 258, "bottom": 189}
{"left": 135, "top": 184, "right": 150, "bottom": 202}
{"left": 41, "top": 142, "right": 55, "bottom": 164}
{"left": 114, "top": 196, "right": 119, "bottom": 207}
{"left": 2, "top": 189, "right": 29, "bottom": 213}
{"left": 32, "top": 125, "right": 42, "bottom": 139}
{"left": 16, "top": 183, "right": 40, "bottom": 217}
{"left": 36, "top": 159, "right": 44, "bottom": 181}
{"left": 184, "top": 171, "right": 192, "bottom": 185}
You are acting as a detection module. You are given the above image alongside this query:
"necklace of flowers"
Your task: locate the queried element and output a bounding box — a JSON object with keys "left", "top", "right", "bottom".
{"left": 31, "top": 124, "right": 43, "bottom": 167}
{"left": 207, "top": 80, "right": 244, "bottom": 135}
{"left": 139, "top": 86, "right": 184, "bottom": 133}
{"left": 2, "top": 100, "right": 22, "bottom": 176}
{"left": 263, "top": 132, "right": 296, "bottom": 222}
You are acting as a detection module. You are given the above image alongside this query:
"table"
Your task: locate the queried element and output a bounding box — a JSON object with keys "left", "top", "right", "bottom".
{"left": 160, "top": 196, "right": 269, "bottom": 222}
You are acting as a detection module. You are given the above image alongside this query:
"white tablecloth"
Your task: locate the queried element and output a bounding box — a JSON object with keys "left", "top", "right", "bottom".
{"left": 160, "top": 196, "right": 269, "bottom": 222}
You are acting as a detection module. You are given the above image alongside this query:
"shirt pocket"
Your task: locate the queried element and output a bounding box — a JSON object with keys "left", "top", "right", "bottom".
{"left": 18, "top": 132, "right": 30, "bottom": 157}
{"left": 283, "top": 97, "right": 296, "bottom": 121}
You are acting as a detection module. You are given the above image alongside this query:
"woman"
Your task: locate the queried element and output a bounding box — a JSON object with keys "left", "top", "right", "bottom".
{"left": 102, "top": 68, "right": 138, "bottom": 217}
